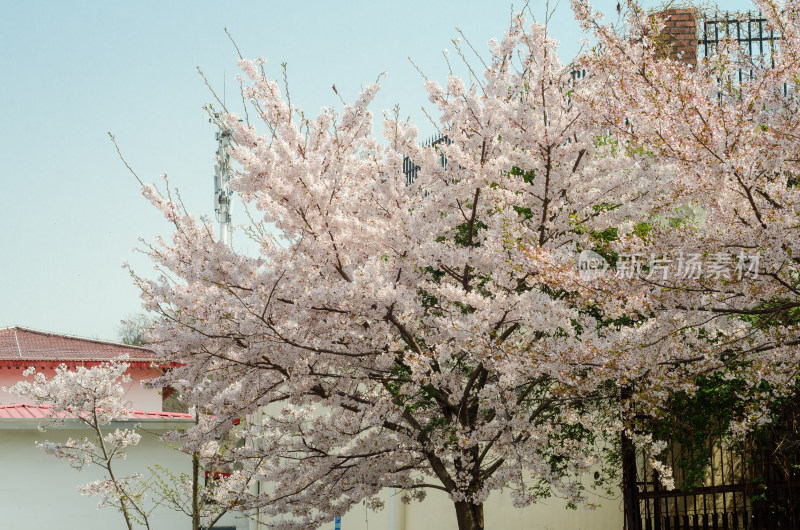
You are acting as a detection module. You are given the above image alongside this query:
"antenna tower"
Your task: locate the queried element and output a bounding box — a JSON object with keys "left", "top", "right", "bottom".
{"left": 213, "top": 119, "right": 234, "bottom": 247}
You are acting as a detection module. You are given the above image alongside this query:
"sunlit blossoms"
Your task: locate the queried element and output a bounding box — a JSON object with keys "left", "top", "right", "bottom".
{"left": 128, "top": 3, "right": 800, "bottom": 530}
{"left": 134, "top": 13, "right": 654, "bottom": 530}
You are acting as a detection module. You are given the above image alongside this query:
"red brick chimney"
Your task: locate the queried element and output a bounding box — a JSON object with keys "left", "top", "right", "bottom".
{"left": 657, "top": 8, "right": 698, "bottom": 66}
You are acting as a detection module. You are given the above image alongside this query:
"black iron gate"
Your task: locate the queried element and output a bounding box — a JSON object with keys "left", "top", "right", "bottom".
{"left": 625, "top": 418, "right": 800, "bottom": 530}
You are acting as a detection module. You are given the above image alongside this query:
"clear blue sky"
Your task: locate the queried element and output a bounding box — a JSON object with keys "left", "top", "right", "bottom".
{"left": 0, "top": 0, "right": 756, "bottom": 341}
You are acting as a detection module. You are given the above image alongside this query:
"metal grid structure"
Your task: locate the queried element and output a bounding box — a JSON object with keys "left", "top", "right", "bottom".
{"left": 698, "top": 11, "right": 781, "bottom": 83}
{"left": 402, "top": 134, "right": 451, "bottom": 186}
{"left": 633, "top": 431, "right": 800, "bottom": 529}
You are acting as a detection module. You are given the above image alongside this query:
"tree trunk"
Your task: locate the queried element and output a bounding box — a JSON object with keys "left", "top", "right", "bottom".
{"left": 192, "top": 451, "right": 201, "bottom": 530}
{"left": 454, "top": 501, "right": 484, "bottom": 530}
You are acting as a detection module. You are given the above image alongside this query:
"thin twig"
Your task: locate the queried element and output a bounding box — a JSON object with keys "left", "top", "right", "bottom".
{"left": 108, "top": 133, "right": 144, "bottom": 186}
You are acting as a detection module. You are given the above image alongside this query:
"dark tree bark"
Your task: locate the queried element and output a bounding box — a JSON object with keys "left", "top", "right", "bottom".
{"left": 454, "top": 501, "right": 485, "bottom": 530}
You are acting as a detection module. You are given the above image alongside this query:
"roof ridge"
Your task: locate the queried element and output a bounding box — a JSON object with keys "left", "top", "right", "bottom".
{"left": 2, "top": 326, "right": 155, "bottom": 353}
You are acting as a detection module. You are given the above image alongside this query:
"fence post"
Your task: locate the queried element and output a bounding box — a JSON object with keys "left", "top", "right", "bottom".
{"left": 622, "top": 386, "right": 641, "bottom": 530}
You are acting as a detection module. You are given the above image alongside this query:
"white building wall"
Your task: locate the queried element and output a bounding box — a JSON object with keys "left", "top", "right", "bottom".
{"left": 333, "top": 483, "right": 623, "bottom": 530}
{"left": 248, "top": 466, "right": 623, "bottom": 529}
{"left": 1, "top": 373, "right": 623, "bottom": 529}
{"left": 246, "top": 405, "right": 623, "bottom": 529}
{"left": 2, "top": 418, "right": 623, "bottom": 530}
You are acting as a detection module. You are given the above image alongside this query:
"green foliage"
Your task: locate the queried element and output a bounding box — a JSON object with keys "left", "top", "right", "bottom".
{"left": 632, "top": 221, "right": 653, "bottom": 239}
{"left": 453, "top": 219, "right": 488, "bottom": 247}
{"left": 646, "top": 373, "right": 797, "bottom": 491}
{"left": 385, "top": 362, "right": 439, "bottom": 416}
{"left": 652, "top": 374, "right": 750, "bottom": 489}
{"left": 509, "top": 165, "right": 536, "bottom": 184}
{"left": 534, "top": 382, "right": 622, "bottom": 503}
{"left": 741, "top": 297, "right": 800, "bottom": 328}
{"left": 514, "top": 205, "right": 534, "bottom": 220}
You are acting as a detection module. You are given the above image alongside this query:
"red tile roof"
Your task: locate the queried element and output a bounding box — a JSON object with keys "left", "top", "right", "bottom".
{"left": 0, "top": 327, "right": 154, "bottom": 363}
{"left": 0, "top": 403, "right": 193, "bottom": 421}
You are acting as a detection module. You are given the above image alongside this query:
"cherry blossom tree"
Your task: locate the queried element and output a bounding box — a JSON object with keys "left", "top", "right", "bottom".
{"left": 8, "top": 361, "right": 238, "bottom": 530}
{"left": 131, "top": 13, "right": 667, "bottom": 530}
{"left": 10, "top": 361, "right": 152, "bottom": 530}
{"left": 571, "top": 0, "right": 800, "bottom": 436}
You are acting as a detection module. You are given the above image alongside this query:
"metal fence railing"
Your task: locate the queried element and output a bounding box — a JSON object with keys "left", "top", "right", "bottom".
{"left": 633, "top": 420, "right": 800, "bottom": 530}
{"left": 402, "top": 134, "right": 450, "bottom": 186}
{"left": 698, "top": 12, "right": 781, "bottom": 83}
